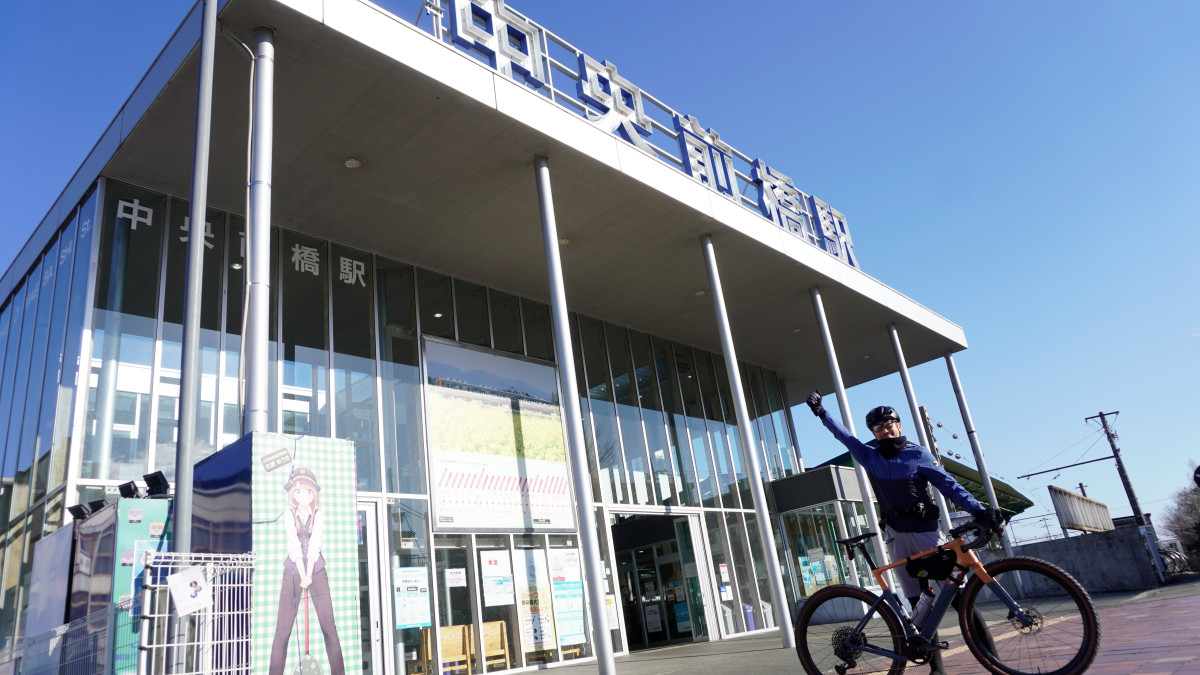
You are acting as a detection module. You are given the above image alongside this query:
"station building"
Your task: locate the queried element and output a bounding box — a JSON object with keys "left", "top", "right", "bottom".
{"left": 0, "top": 0, "right": 1020, "bottom": 670}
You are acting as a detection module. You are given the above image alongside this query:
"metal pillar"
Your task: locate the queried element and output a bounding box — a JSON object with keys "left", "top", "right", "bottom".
{"left": 888, "top": 324, "right": 953, "bottom": 533}
{"left": 701, "top": 234, "right": 794, "bottom": 648}
{"left": 810, "top": 288, "right": 888, "bottom": 567}
{"left": 533, "top": 156, "right": 616, "bottom": 674}
{"left": 175, "top": 0, "right": 219, "bottom": 557}
{"left": 944, "top": 353, "right": 1013, "bottom": 556}
{"left": 244, "top": 26, "right": 276, "bottom": 435}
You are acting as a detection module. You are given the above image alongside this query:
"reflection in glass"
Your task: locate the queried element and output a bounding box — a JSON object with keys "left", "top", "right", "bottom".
{"left": 454, "top": 279, "right": 489, "bottom": 348}
{"left": 477, "top": 534, "right": 521, "bottom": 671}
{"left": 652, "top": 338, "right": 697, "bottom": 506}
{"left": 280, "top": 230, "right": 329, "bottom": 438}
{"left": 704, "top": 512, "right": 742, "bottom": 634}
{"left": 9, "top": 248, "right": 55, "bottom": 520}
{"left": 489, "top": 290, "right": 522, "bottom": 355}
{"left": 725, "top": 513, "right": 763, "bottom": 631}
{"left": 606, "top": 325, "right": 653, "bottom": 505}
{"left": 331, "top": 245, "right": 380, "bottom": 492}
{"left": 629, "top": 331, "right": 678, "bottom": 505}
{"left": 577, "top": 316, "right": 626, "bottom": 505}
{"left": 377, "top": 259, "right": 425, "bottom": 494}
{"left": 388, "top": 498, "right": 433, "bottom": 673}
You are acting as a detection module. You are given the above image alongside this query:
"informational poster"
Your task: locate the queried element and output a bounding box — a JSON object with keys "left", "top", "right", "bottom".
{"left": 806, "top": 547, "right": 825, "bottom": 561}
{"left": 799, "top": 557, "right": 815, "bottom": 591}
{"left": 548, "top": 548, "right": 586, "bottom": 646}
{"left": 719, "top": 564, "right": 730, "bottom": 583}
{"left": 446, "top": 568, "right": 467, "bottom": 587}
{"left": 673, "top": 603, "right": 692, "bottom": 633}
{"left": 425, "top": 341, "right": 576, "bottom": 532}
{"left": 812, "top": 558, "right": 828, "bottom": 585}
{"left": 719, "top": 585, "right": 732, "bottom": 601}
{"left": 480, "top": 550, "right": 516, "bottom": 607}
{"left": 825, "top": 556, "right": 840, "bottom": 584}
{"left": 605, "top": 595, "right": 620, "bottom": 629}
{"left": 644, "top": 604, "right": 663, "bottom": 633}
{"left": 512, "top": 548, "right": 557, "bottom": 650}
{"left": 251, "top": 434, "right": 362, "bottom": 673}
{"left": 393, "top": 567, "right": 432, "bottom": 629}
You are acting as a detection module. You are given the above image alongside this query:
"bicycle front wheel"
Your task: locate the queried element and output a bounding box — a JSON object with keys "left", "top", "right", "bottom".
{"left": 959, "top": 556, "right": 1099, "bottom": 675}
{"left": 795, "top": 584, "right": 907, "bottom": 675}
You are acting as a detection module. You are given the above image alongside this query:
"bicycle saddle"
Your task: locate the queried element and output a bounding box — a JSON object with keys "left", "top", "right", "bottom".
{"left": 835, "top": 532, "right": 879, "bottom": 547}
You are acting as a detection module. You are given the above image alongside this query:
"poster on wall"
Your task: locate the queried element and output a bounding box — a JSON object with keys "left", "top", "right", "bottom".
{"left": 548, "top": 548, "right": 586, "bottom": 646}
{"left": 251, "top": 434, "right": 362, "bottom": 674}
{"left": 393, "top": 567, "right": 432, "bottom": 629}
{"left": 512, "top": 548, "right": 557, "bottom": 651}
{"left": 673, "top": 603, "right": 692, "bottom": 633}
{"left": 481, "top": 550, "right": 516, "bottom": 607}
{"left": 644, "top": 604, "right": 663, "bottom": 633}
{"left": 424, "top": 340, "right": 576, "bottom": 532}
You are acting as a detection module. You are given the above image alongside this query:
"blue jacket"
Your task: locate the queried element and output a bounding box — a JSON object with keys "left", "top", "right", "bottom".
{"left": 821, "top": 414, "right": 983, "bottom": 532}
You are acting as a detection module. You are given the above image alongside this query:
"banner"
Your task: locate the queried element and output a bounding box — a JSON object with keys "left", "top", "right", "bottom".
{"left": 251, "top": 434, "right": 362, "bottom": 673}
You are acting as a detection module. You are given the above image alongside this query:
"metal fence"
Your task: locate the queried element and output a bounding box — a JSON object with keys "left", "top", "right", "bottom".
{"left": 138, "top": 552, "right": 256, "bottom": 675}
{"left": 16, "top": 552, "right": 255, "bottom": 675}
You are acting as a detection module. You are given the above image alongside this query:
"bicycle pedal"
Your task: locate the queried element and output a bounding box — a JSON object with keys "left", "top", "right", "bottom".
{"left": 935, "top": 641, "right": 948, "bottom": 650}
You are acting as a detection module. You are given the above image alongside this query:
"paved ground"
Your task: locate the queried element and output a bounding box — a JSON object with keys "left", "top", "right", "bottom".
{"left": 554, "top": 573, "right": 1200, "bottom": 674}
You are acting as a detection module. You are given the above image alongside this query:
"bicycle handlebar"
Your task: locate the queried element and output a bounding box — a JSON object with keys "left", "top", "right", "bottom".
{"left": 948, "top": 520, "right": 996, "bottom": 550}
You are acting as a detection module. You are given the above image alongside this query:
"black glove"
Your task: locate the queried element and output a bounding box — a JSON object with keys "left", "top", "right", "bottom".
{"left": 973, "top": 508, "right": 1005, "bottom": 537}
{"left": 806, "top": 391, "right": 826, "bottom": 418}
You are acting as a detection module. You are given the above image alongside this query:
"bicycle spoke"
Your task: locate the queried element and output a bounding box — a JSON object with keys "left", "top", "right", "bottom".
{"left": 796, "top": 585, "right": 905, "bottom": 675}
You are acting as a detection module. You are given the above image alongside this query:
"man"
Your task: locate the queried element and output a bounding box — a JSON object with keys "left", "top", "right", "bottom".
{"left": 805, "top": 391, "right": 1001, "bottom": 675}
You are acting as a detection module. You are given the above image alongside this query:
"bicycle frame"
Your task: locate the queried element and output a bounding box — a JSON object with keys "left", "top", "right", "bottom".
{"left": 839, "top": 534, "right": 1035, "bottom": 662}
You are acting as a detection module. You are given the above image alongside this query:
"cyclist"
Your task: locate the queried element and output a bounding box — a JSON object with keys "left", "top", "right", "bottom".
{"left": 805, "top": 391, "right": 1002, "bottom": 675}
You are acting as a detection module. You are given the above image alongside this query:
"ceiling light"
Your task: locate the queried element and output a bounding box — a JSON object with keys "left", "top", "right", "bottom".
{"left": 862, "top": 354, "right": 871, "bottom": 360}
{"left": 694, "top": 290, "right": 706, "bottom": 297}
{"left": 558, "top": 238, "right": 570, "bottom": 246}
{"left": 792, "top": 328, "right": 802, "bottom": 334}
{"left": 344, "top": 158, "right": 362, "bottom": 169}
{"left": 434, "top": 313, "right": 443, "bottom": 318}
{"left": 231, "top": 262, "right": 243, "bottom": 270}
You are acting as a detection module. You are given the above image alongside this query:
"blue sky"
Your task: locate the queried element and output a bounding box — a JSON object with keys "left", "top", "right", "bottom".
{"left": 2, "top": 1, "right": 1198, "bottom": 544}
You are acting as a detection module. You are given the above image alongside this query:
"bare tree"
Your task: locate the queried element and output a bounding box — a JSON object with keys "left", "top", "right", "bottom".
{"left": 1161, "top": 461, "right": 1200, "bottom": 552}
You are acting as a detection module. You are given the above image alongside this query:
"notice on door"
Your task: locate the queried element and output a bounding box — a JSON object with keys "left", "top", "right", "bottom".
{"left": 480, "top": 550, "right": 515, "bottom": 607}
{"left": 644, "top": 604, "right": 663, "bottom": 633}
{"left": 393, "top": 567, "right": 432, "bottom": 629}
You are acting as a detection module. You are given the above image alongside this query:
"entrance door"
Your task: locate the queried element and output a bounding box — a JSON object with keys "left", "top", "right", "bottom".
{"left": 609, "top": 512, "right": 715, "bottom": 650}
{"left": 357, "top": 501, "right": 388, "bottom": 674}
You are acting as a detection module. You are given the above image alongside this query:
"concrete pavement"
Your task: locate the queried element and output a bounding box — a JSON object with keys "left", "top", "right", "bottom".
{"left": 554, "top": 574, "right": 1200, "bottom": 674}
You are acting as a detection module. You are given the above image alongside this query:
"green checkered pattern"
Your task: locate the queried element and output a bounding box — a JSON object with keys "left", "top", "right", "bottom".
{"left": 251, "top": 433, "right": 362, "bottom": 673}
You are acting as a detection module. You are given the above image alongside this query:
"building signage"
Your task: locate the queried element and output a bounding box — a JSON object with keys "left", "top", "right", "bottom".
{"left": 440, "top": 0, "right": 858, "bottom": 268}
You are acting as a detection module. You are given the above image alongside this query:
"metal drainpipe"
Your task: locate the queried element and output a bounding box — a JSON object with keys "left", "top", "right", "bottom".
{"left": 533, "top": 156, "right": 616, "bottom": 675}
{"left": 244, "top": 26, "right": 275, "bottom": 436}
{"left": 701, "top": 234, "right": 794, "bottom": 649}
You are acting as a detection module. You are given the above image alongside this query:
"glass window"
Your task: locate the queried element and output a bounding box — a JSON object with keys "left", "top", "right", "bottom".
{"left": 674, "top": 344, "right": 718, "bottom": 508}
{"left": 695, "top": 351, "right": 739, "bottom": 509}
{"left": 725, "top": 513, "right": 763, "bottom": 632}
{"left": 576, "top": 316, "right": 626, "bottom": 505}
{"left": 376, "top": 258, "right": 425, "bottom": 494}
{"left": 8, "top": 250, "right": 55, "bottom": 520}
{"left": 84, "top": 182, "right": 166, "bottom": 480}
{"left": 476, "top": 534, "right": 521, "bottom": 671}
{"left": 488, "top": 290, "right": 523, "bottom": 355}
{"left": 156, "top": 200, "right": 225, "bottom": 477}
{"left": 0, "top": 518, "right": 26, "bottom": 646}
{"left": 218, "top": 215, "right": 246, "bottom": 447}
{"left": 521, "top": 300, "right": 552, "bottom": 362}
{"left": 280, "top": 230, "right": 329, "bottom": 438}
{"left": 512, "top": 534, "right": 557, "bottom": 666}
{"left": 711, "top": 354, "right": 750, "bottom": 508}
{"left": 745, "top": 366, "right": 782, "bottom": 481}
{"left": 703, "top": 512, "right": 743, "bottom": 634}
{"left": 652, "top": 338, "right": 697, "bottom": 507}
{"left": 417, "top": 268, "right": 454, "bottom": 339}
{"left": 628, "top": 331, "right": 678, "bottom": 506}
{"left": 331, "top": 245, "right": 380, "bottom": 492}
{"left": 388, "top": 498, "right": 434, "bottom": 672}
{"left": 763, "top": 371, "right": 799, "bottom": 476}
{"left": 743, "top": 513, "right": 778, "bottom": 629}
{"left": 454, "top": 279, "right": 489, "bottom": 348}
{"left": 605, "top": 324, "right": 653, "bottom": 505}
{"left": 547, "top": 533, "right": 591, "bottom": 661}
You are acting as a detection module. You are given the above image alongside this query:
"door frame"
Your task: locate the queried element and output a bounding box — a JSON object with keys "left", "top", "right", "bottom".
{"left": 602, "top": 506, "right": 721, "bottom": 648}
{"left": 357, "top": 497, "right": 391, "bottom": 675}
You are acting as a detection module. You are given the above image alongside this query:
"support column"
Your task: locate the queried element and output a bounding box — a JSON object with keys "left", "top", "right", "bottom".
{"left": 175, "top": 0, "right": 219, "bottom": 556}
{"left": 701, "top": 234, "right": 793, "bottom": 648}
{"left": 810, "top": 288, "right": 888, "bottom": 568}
{"left": 888, "top": 324, "right": 953, "bottom": 533}
{"left": 244, "top": 26, "right": 276, "bottom": 436}
{"left": 533, "top": 156, "right": 616, "bottom": 674}
{"left": 945, "top": 352, "right": 1014, "bottom": 556}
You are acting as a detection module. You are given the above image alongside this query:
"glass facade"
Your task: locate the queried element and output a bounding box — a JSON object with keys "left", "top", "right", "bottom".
{"left": 0, "top": 178, "right": 803, "bottom": 658}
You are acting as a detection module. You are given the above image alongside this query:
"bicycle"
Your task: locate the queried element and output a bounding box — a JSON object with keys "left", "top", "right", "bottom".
{"left": 794, "top": 521, "right": 1100, "bottom": 675}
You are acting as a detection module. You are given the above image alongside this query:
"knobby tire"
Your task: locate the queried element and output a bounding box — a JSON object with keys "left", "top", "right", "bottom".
{"left": 795, "top": 584, "right": 907, "bottom": 675}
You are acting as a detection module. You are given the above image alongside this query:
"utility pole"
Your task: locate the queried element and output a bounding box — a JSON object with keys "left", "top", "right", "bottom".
{"left": 1077, "top": 483, "right": 1087, "bottom": 498}
{"left": 1086, "top": 411, "right": 1146, "bottom": 526}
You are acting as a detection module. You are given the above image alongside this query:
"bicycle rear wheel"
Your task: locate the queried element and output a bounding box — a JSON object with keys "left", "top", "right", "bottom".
{"left": 795, "top": 584, "right": 907, "bottom": 675}
{"left": 959, "top": 556, "right": 1099, "bottom": 675}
